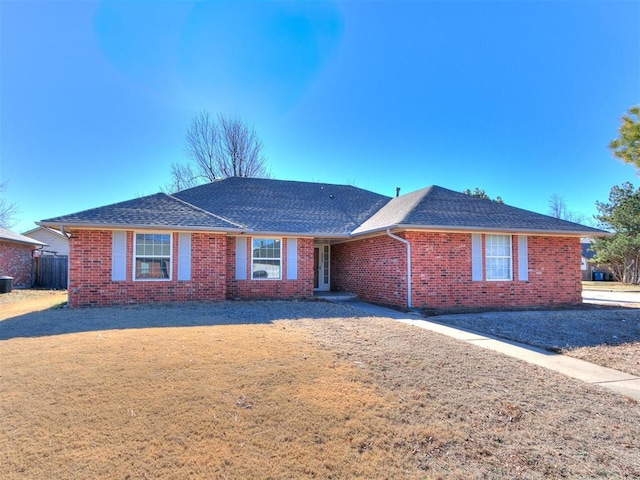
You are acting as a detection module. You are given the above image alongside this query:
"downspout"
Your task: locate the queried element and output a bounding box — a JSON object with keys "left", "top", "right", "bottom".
{"left": 386, "top": 229, "right": 411, "bottom": 309}
{"left": 60, "top": 225, "right": 71, "bottom": 297}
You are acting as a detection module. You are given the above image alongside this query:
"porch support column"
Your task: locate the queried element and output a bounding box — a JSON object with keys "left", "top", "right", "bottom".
{"left": 386, "top": 229, "right": 412, "bottom": 308}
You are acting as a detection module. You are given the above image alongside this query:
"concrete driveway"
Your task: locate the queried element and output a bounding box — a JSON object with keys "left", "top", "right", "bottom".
{"left": 582, "top": 288, "right": 640, "bottom": 307}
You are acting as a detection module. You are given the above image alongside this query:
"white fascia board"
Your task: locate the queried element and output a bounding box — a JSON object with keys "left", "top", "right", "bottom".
{"left": 234, "top": 230, "right": 348, "bottom": 239}
{"left": 351, "top": 224, "right": 610, "bottom": 238}
{"left": 36, "top": 221, "right": 244, "bottom": 234}
{"left": 0, "top": 237, "right": 47, "bottom": 246}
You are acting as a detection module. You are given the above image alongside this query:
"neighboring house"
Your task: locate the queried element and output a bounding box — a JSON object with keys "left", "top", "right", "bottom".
{"left": 39, "top": 177, "right": 606, "bottom": 309}
{"left": 0, "top": 227, "right": 47, "bottom": 287}
{"left": 581, "top": 239, "right": 613, "bottom": 281}
{"left": 22, "top": 226, "right": 70, "bottom": 256}
{"left": 581, "top": 240, "right": 595, "bottom": 281}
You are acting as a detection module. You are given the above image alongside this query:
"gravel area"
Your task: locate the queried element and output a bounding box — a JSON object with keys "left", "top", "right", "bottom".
{"left": 431, "top": 309, "right": 640, "bottom": 350}
{"left": 431, "top": 308, "right": 640, "bottom": 377}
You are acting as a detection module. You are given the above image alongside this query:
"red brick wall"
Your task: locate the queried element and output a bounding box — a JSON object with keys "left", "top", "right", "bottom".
{"left": 68, "top": 230, "right": 227, "bottom": 307}
{"left": 0, "top": 240, "right": 35, "bottom": 287}
{"left": 331, "top": 235, "right": 408, "bottom": 307}
{"left": 332, "top": 232, "right": 582, "bottom": 310}
{"left": 226, "top": 237, "right": 314, "bottom": 300}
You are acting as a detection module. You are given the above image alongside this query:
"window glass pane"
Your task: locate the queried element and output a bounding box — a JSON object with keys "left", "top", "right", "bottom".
{"left": 323, "top": 246, "right": 329, "bottom": 284}
{"left": 253, "top": 239, "right": 281, "bottom": 259}
{"left": 487, "top": 258, "right": 510, "bottom": 280}
{"left": 251, "top": 238, "right": 282, "bottom": 279}
{"left": 135, "top": 233, "right": 171, "bottom": 280}
{"left": 485, "top": 235, "right": 511, "bottom": 280}
{"left": 252, "top": 260, "right": 281, "bottom": 279}
{"left": 135, "top": 258, "right": 170, "bottom": 279}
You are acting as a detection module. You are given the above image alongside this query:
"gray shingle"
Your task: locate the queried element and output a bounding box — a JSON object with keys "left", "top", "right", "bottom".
{"left": 0, "top": 227, "right": 47, "bottom": 246}
{"left": 173, "top": 177, "right": 391, "bottom": 235}
{"left": 40, "top": 193, "right": 243, "bottom": 230}
{"left": 40, "top": 179, "right": 605, "bottom": 237}
{"left": 353, "top": 186, "right": 605, "bottom": 235}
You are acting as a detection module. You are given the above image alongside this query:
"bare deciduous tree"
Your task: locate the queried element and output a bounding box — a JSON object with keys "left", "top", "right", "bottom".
{"left": 165, "top": 111, "right": 269, "bottom": 193}
{"left": 0, "top": 181, "right": 20, "bottom": 229}
{"left": 167, "top": 163, "right": 199, "bottom": 192}
{"left": 547, "top": 194, "right": 588, "bottom": 224}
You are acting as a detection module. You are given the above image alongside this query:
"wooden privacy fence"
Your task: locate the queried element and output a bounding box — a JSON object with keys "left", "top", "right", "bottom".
{"left": 33, "top": 256, "right": 68, "bottom": 289}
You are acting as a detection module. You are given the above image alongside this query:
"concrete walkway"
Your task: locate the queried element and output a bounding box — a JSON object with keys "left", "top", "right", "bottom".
{"left": 339, "top": 299, "right": 640, "bottom": 402}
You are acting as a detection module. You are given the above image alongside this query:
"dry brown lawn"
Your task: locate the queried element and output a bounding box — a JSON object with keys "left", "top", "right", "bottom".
{"left": 0, "top": 289, "right": 67, "bottom": 321}
{"left": 582, "top": 281, "right": 640, "bottom": 292}
{"left": 564, "top": 342, "right": 640, "bottom": 377}
{"left": 1, "top": 295, "right": 640, "bottom": 479}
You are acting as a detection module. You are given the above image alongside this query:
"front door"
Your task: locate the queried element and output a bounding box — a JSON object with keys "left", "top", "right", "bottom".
{"left": 313, "top": 245, "right": 330, "bottom": 291}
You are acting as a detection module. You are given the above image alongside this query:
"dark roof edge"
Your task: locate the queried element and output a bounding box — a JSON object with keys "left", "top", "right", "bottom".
{"left": 231, "top": 231, "right": 349, "bottom": 238}
{"left": 351, "top": 224, "right": 610, "bottom": 238}
{"left": 34, "top": 221, "right": 354, "bottom": 238}
{"left": 36, "top": 221, "right": 245, "bottom": 234}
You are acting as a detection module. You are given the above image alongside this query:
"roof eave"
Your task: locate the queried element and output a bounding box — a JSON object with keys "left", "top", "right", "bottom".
{"left": 231, "top": 230, "right": 351, "bottom": 239}
{"left": 0, "top": 236, "right": 47, "bottom": 246}
{"left": 36, "top": 221, "right": 357, "bottom": 239}
{"left": 36, "top": 221, "right": 245, "bottom": 234}
{"left": 351, "top": 224, "right": 610, "bottom": 238}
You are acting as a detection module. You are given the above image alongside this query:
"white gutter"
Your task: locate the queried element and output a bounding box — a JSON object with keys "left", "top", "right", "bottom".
{"left": 36, "top": 221, "right": 246, "bottom": 234}
{"left": 386, "top": 229, "right": 412, "bottom": 308}
{"left": 354, "top": 224, "right": 609, "bottom": 238}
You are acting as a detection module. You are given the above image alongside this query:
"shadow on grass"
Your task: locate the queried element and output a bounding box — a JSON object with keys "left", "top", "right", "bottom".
{"left": 0, "top": 300, "right": 366, "bottom": 341}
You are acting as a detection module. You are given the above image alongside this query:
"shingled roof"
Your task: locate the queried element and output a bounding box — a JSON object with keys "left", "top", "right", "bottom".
{"left": 173, "top": 177, "right": 390, "bottom": 235}
{"left": 40, "top": 178, "right": 605, "bottom": 237}
{"left": 353, "top": 186, "right": 605, "bottom": 236}
{"left": 0, "top": 227, "right": 47, "bottom": 246}
{"left": 40, "top": 193, "right": 244, "bottom": 231}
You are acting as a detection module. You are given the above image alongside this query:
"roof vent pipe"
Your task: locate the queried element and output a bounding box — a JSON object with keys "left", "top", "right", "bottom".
{"left": 395, "top": 187, "right": 401, "bottom": 197}
{"left": 386, "top": 229, "right": 411, "bottom": 308}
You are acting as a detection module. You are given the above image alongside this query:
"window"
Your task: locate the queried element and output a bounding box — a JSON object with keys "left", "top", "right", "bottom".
{"left": 252, "top": 238, "right": 281, "bottom": 279}
{"left": 485, "top": 235, "right": 512, "bottom": 281}
{"left": 134, "top": 233, "right": 172, "bottom": 280}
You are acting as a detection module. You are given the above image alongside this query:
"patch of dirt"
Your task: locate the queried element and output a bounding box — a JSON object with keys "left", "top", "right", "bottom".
{"left": 1, "top": 301, "right": 639, "bottom": 479}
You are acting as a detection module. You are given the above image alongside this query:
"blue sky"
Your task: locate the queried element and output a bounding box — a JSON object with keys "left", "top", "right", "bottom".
{"left": 1, "top": 0, "right": 639, "bottom": 234}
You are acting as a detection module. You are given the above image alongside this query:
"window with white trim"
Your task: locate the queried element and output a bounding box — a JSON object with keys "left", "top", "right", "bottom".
{"left": 252, "top": 238, "right": 281, "bottom": 279}
{"left": 134, "top": 233, "right": 172, "bottom": 280}
{"left": 485, "top": 234, "right": 512, "bottom": 281}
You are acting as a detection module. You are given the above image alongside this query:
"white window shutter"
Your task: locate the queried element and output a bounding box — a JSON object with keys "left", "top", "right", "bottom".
{"left": 111, "top": 231, "right": 127, "bottom": 281}
{"left": 518, "top": 235, "right": 529, "bottom": 281}
{"left": 471, "top": 233, "right": 483, "bottom": 281}
{"left": 235, "top": 237, "right": 247, "bottom": 280}
{"left": 178, "top": 233, "right": 192, "bottom": 281}
{"left": 287, "top": 238, "right": 298, "bottom": 280}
